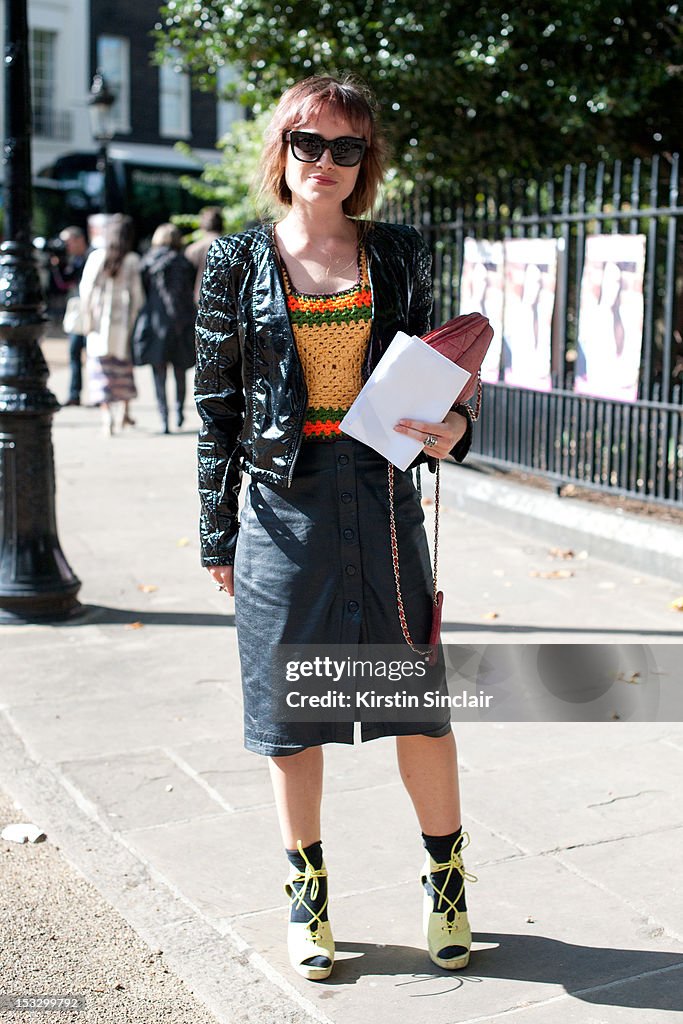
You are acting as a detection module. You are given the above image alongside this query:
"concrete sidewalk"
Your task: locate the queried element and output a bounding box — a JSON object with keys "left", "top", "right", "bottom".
{"left": 1, "top": 339, "right": 682, "bottom": 1023}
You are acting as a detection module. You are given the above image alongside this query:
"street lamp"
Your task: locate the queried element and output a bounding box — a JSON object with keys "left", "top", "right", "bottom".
{"left": 0, "top": 0, "right": 81, "bottom": 622}
{"left": 88, "top": 71, "right": 116, "bottom": 214}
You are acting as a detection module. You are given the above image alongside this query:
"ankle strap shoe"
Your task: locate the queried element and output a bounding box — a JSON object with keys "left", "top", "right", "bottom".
{"left": 284, "top": 840, "right": 335, "bottom": 981}
{"left": 421, "top": 831, "right": 478, "bottom": 970}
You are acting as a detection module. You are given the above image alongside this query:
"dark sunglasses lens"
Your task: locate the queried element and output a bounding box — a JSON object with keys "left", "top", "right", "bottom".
{"left": 330, "top": 139, "right": 365, "bottom": 166}
{"left": 290, "top": 133, "right": 323, "bottom": 161}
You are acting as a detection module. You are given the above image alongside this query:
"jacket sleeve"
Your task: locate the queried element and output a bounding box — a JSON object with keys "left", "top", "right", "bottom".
{"left": 449, "top": 403, "right": 474, "bottom": 463}
{"left": 195, "top": 239, "right": 245, "bottom": 567}
{"left": 406, "top": 229, "right": 474, "bottom": 467}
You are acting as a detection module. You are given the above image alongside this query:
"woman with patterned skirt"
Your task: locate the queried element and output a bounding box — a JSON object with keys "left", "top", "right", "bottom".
{"left": 79, "top": 214, "right": 143, "bottom": 434}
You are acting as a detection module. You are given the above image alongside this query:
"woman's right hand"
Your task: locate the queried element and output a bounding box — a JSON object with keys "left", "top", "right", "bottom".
{"left": 207, "top": 565, "right": 234, "bottom": 596}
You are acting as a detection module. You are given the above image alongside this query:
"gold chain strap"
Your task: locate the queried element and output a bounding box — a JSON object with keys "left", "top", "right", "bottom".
{"left": 388, "top": 459, "right": 439, "bottom": 657}
{"left": 473, "top": 373, "right": 482, "bottom": 421}
{"left": 387, "top": 391, "right": 479, "bottom": 655}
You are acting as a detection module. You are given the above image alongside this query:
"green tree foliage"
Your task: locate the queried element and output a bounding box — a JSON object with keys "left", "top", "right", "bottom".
{"left": 154, "top": 1, "right": 682, "bottom": 181}
{"left": 173, "top": 111, "right": 271, "bottom": 234}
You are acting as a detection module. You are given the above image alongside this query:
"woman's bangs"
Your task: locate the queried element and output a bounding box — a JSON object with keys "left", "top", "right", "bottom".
{"left": 292, "top": 92, "right": 371, "bottom": 141}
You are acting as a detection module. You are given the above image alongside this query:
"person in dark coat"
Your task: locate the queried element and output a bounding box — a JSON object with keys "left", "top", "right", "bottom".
{"left": 134, "top": 223, "right": 196, "bottom": 433}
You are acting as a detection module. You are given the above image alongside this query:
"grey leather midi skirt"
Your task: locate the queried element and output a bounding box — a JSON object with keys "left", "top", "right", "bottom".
{"left": 233, "top": 437, "right": 451, "bottom": 755}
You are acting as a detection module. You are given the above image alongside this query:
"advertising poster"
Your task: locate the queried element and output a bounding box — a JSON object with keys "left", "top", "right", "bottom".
{"left": 502, "top": 238, "right": 558, "bottom": 392}
{"left": 459, "top": 238, "right": 505, "bottom": 383}
{"left": 574, "top": 234, "right": 647, "bottom": 402}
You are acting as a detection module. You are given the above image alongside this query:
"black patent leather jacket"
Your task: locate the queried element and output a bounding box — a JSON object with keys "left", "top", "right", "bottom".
{"left": 195, "top": 220, "right": 474, "bottom": 566}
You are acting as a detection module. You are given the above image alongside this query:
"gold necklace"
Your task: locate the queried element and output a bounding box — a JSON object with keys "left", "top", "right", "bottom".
{"left": 325, "top": 253, "right": 358, "bottom": 280}
{"left": 302, "top": 245, "right": 357, "bottom": 280}
{"left": 273, "top": 223, "right": 358, "bottom": 284}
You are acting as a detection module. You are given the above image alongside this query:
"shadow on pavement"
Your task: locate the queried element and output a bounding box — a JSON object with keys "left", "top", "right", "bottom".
{"left": 328, "top": 934, "right": 683, "bottom": 1011}
{"left": 52, "top": 605, "right": 234, "bottom": 628}
{"left": 442, "top": 620, "right": 683, "bottom": 637}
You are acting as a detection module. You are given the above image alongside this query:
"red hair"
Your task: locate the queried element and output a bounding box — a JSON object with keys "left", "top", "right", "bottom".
{"left": 256, "top": 75, "right": 388, "bottom": 219}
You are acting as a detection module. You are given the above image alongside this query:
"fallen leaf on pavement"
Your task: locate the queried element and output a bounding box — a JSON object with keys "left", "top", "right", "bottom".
{"left": 548, "top": 547, "right": 574, "bottom": 559}
{"left": 670, "top": 597, "right": 683, "bottom": 611}
{"left": 616, "top": 671, "right": 641, "bottom": 684}
{"left": 177, "top": 537, "right": 190, "bottom": 547}
{"left": 125, "top": 621, "right": 144, "bottom": 630}
{"left": 137, "top": 584, "right": 158, "bottom": 593}
{"left": 529, "top": 569, "right": 574, "bottom": 579}
{"left": 482, "top": 611, "right": 499, "bottom": 620}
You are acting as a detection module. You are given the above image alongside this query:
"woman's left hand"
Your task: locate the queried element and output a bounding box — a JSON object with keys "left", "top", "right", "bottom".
{"left": 393, "top": 410, "right": 468, "bottom": 459}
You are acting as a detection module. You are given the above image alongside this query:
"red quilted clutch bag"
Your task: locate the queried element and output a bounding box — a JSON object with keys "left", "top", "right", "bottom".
{"left": 422, "top": 311, "right": 494, "bottom": 406}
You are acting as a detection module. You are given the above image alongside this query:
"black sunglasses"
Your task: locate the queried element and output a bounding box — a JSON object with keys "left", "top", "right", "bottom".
{"left": 284, "top": 130, "right": 367, "bottom": 167}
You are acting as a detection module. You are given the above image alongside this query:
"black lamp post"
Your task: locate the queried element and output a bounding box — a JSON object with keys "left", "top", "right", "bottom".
{"left": 0, "top": 0, "right": 81, "bottom": 622}
{"left": 88, "top": 71, "right": 116, "bottom": 214}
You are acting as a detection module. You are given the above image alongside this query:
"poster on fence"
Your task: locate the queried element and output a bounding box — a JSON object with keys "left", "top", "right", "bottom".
{"left": 502, "top": 238, "right": 558, "bottom": 392}
{"left": 574, "top": 234, "right": 646, "bottom": 403}
{"left": 459, "top": 238, "right": 505, "bottom": 383}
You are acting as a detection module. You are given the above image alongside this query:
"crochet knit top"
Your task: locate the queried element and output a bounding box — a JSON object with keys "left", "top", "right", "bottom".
{"left": 279, "top": 243, "right": 372, "bottom": 441}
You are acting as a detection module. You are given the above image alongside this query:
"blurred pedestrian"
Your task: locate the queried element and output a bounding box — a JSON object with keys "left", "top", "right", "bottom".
{"left": 79, "top": 214, "right": 144, "bottom": 435}
{"left": 185, "top": 207, "right": 223, "bottom": 304}
{"left": 55, "top": 226, "right": 91, "bottom": 406}
{"left": 133, "top": 223, "right": 196, "bottom": 433}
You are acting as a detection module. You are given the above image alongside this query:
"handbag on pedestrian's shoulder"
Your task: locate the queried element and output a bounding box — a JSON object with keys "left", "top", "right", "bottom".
{"left": 62, "top": 295, "right": 84, "bottom": 335}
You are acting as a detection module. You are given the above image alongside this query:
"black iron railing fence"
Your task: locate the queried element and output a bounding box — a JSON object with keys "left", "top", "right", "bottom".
{"left": 384, "top": 154, "right": 683, "bottom": 506}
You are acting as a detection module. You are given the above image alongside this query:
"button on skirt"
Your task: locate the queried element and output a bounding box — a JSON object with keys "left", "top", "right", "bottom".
{"left": 233, "top": 438, "right": 451, "bottom": 755}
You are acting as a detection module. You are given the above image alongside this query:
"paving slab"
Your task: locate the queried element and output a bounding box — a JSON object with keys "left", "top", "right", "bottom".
{"left": 121, "top": 808, "right": 283, "bottom": 924}
{"left": 558, "top": 827, "right": 683, "bottom": 942}
{"left": 458, "top": 736, "right": 683, "bottom": 855}
{"left": 4, "top": 682, "right": 237, "bottom": 761}
{"left": 57, "top": 748, "right": 232, "bottom": 829}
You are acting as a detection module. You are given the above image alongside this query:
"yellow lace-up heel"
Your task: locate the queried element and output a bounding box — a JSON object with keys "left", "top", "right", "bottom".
{"left": 284, "top": 840, "right": 335, "bottom": 981}
{"left": 421, "top": 831, "right": 478, "bottom": 970}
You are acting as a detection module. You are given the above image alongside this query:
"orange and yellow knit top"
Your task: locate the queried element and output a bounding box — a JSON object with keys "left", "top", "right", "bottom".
{"left": 279, "top": 245, "right": 372, "bottom": 441}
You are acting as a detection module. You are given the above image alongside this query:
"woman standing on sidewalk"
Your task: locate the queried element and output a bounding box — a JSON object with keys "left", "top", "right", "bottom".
{"left": 80, "top": 214, "right": 144, "bottom": 435}
{"left": 195, "top": 75, "right": 477, "bottom": 981}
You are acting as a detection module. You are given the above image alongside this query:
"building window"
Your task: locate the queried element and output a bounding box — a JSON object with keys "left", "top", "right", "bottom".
{"left": 159, "top": 53, "right": 190, "bottom": 139}
{"left": 96, "top": 36, "right": 131, "bottom": 134}
{"left": 30, "top": 28, "right": 71, "bottom": 140}
{"left": 216, "top": 65, "right": 243, "bottom": 141}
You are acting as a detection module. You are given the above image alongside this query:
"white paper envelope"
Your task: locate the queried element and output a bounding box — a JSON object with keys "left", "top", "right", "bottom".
{"left": 339, "top": 331, "right": 471, "bottom": 470}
